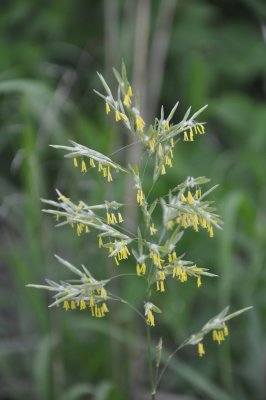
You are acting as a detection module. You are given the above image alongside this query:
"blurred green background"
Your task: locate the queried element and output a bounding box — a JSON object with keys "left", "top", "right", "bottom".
{"left": 0, "top": 1, "right": 266, "bottom": 399}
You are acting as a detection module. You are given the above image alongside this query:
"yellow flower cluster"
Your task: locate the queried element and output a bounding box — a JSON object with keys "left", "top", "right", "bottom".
{"left": 62, "top": 287, "right": 109, "bottom": 318}
{"left": 105, "top": 87, "right": 132, "bottom": 125}
{"left": 55, "top": 197, "right": 91, "bottom": 236}
{"left": 76, "top": 223, "right": 90, "bottom": 236}
{"left": 106, "top": 212, "right": 124, "bottom": 225}
{"left": 150, "top": 250, "right": 164, "bottom": 269}
{"left": 212, "top": 324, "right": 229, "bottom": 344}
{"left": 98, "top": 163, "right": 113, "bottom": 182}
{"left": 183, "top": 123, "right": 205, "bottom": 142}
{"left": 123, "top": 86, "right": 133, "bottom": 108}
{"left": 109, "top": 241, "right": 131, "bottom": 266}
{"left": 172, "top": 260, "right": 204, "bottom": 287}
{"left": 91, "top": 303, "right": 109, "bottom": 318}
{"left": 172, "top": 264, "right": 188, "bottom": 283}
{"left": 175, "top": 213, "right": 214, "bottom": 237}
{"left": 148, "top": 140, "right": 174, "bottom": 177}
{"left": 136, "top": 189, "right": 144, "bottom": 206}
{"left": 156, "top": 271, "right": 166, "bottom": 292}
{"left": 144, "top": 251, "right": 204, "bottom": 290}
{"left": 72, "top": 156, "right": 115, "bottom": 183}
{"left": 166, "top": 190, "right": 215, "bottom": 237}
{"left": 136, "top": 263, "right": 146, "bottom": 276}
{"left": 115, "top": 110, "right": 128, "bottom": 123}
{"left": 197, "top": 324, "right": 229, "bottom": 357}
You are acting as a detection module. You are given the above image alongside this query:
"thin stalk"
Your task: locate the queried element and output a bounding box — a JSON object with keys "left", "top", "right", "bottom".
{"left": 147, "top": 324, "right": 156, "bottom": 399}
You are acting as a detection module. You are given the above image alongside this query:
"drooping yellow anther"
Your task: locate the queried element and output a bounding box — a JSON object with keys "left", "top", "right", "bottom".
{"left": 181, "top": 193, "right": 187, "bottom": 202}
{"left": 63, "top": 301, "right": 70, "bottom": 311}
{"left": 94, "top": 305, "right": 100, "bottom": 318}
{"left": 115, "top": 110, "right": 121, "bottom": 121}
{"left": 159, "top": 271, "right": 165, "bottom": 280}
{"left": 170, "top": 138, "right": 175, "bottom": 147}
{"left": 166, "top": 220, "right": 174, "bottom": 230}
{"left": 196, "top": 125, "right": 201, "bottom": 134}
{"left": 156, "top": 280, "right": 165, "bottom": 292}
{"left": 98, "top": 236, "right": 103, "bottom": 248}
{"left": 105, "top": 102, "right": 111, "bottom": 114}
{"left": 198, "top": 342, "right": 205, "bottom": 357}
{"left": 183, "top": 131, "right": 189, "bottom": 141}
{"left": 195, "top": 189, "right": 202, "bottom": 199}
{"left": 127, "top": 86, "right": 133, "bottom": 97}
{"left": 111, "top": 213, "right": 117, "bottom": 224}
{"left": 101, "top": 302, "right": 109, "bottom": 313}
{"left": 90, "top": 158, "right": 95, "bottom": 168}
{"left": 98, "top": 162, "right": 103, "bottom": 172}
{"left": 81, "top": 160, "right": 87, "bottom": 173}
{"left": 187, "top": 191, "right": 194, "bottom": 205}
{"left": 120, "top": 113, "right": 128, "bottom": 122}
{"left": 180, "top": 271, "right": 188, "bottom": 283}
{"left": 118, "top": 213, "right": 124, "bottom": 223}
{"left": 161, "top": 164, "right": 166, "bottom": 175}
{"left": 197, "top": 276, "right": 202, "bottom": 288}
{"left": 219, "top": 331, "right": 225, "bottom": 342}
{"left": 137, "top": 189, "right": 144, "bottom": 206}
{"left": 189, "top": 128, "right": 194, "bottom": 141}
{"left": 164, "top": 121, "right": 170, "bottom": 130}
{"left": 106, "top": 212, "right": 112, "bottom": 224}
{"left": 123, "top": 94, "right": 131, "bottom": 107}
{"left": 224, "top": 324, "right": 229, "bottom": 336}
{"left": 73, "top": 157, "right": 78, "bottom": 168}
{"left": 70, "top": 300, "right": 76, "bottom": 310}
{"left": 76, "top": 223, "right": 84, "bottom": 236}
{"left": 149, "top": 138, "right": 156, "bottom": 152}
{"left": 147, "top": 310, "right": 155, "bottom": 327}
{"left": 136, "top": 115, "right": 145, "bottom": 132}
{"left": 79, "top": 299, "right": 86, "bottom": 310}
{"left": 165, "top": 156, "right": 172, "bottom": 168}
{"left": 209, "top": 226, "right": 214, "bottom": 238}
{"left": 150, "top": 223, "right": 157, "bottom": 235}
{"left": 107, "top": 166, "right": 113, "bottom": 182}
{"left": 89, "top": 296, "right": 94, "bottom": 308}
{"left": 198, "top": 124, "right": 205, "bottom": 134}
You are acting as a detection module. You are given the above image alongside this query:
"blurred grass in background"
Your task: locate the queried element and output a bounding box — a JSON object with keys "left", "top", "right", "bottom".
{"left": 0, "top": 1, "right": 266, "bottom": 399}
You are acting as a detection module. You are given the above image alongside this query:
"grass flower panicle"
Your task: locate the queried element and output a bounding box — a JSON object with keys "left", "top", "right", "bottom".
{"left": 28, "top": 64, "right": 252, "bottom": 400}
